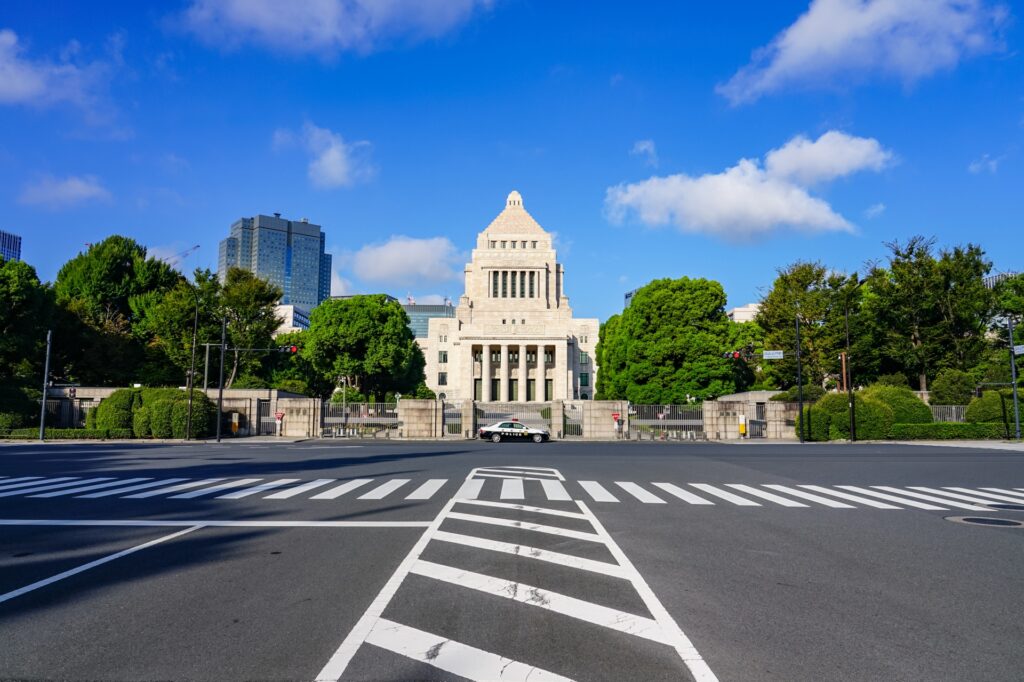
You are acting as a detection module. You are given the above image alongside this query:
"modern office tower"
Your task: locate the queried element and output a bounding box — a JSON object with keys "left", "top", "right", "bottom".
{"left": 0, "top": 230, "right": 22, "bottom": 261}
{"left": 218, "top": 213, "right": 332, "bottom": 308}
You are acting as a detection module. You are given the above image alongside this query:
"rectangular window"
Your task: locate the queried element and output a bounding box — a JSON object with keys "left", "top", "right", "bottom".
{"left": 491, "top": 351, "right": 501, "bottom": 363}
{"left": 508, "top": 379, "right": 518, "bottom": 400}
{"left": 491, "top": 378, "right": 500, "bottom": 399}
{"left": 580, "top": 372, "right": 589, "bottom": 387}
{"left": 492, "top": 271, "right": 499, "bottom": 298}
{"left": 489, "top": 241, "right": 496, "bottom": 248}
{"left": 510, "top": 351, "right": 519, "bottom": 363}
{"left": 545, "top": 379, "right": 553, "bottom": 401}
{"left": 520, "top": 270, "right": 525, "bottom": 298}
{"left": 473, "top": 350, "right": 482, "bottom": 362}
{"left": 501, "top": 241, "right": 507, "bottom": 248}
{"left": 521, "top": 241, "right": 526, "bottom": 249}
{"left": 439, "top": 351, "right": 448, "bottom": 363}
{"left": 526, "top": 351, "right": 536, "bottom": 363}
{"left": 438, "top": 372, "right": 448, "bottom": 386}
{"left": 532, "top": 241, "right": 537, "bottom": 248}
{"left": 502, "top": 271, "right": 507, "bottom": 298}
{"left": 474, "top": 379, "right": 482, "bottom": 401}
{"left": 511, "top": 271, "right": 517, "bottom": 298}
{"left": 529, "top": 272, "right": 535, "bottom": 298}
{"left": 544, "top": 350, "right": 554, "bottom": 364}
{"left": 527, "top": 379, "right": 536, "bottom": 401}
{"left": 579, "top": 351, "right": 589, "bottom": 365}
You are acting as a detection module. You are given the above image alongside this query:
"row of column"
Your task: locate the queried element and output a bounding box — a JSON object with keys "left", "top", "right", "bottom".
{"left": 489, "top": 268, "right": 548, "bottom": 301}
{"left": 478, "top": 342, "right": 566, "bottom": 402}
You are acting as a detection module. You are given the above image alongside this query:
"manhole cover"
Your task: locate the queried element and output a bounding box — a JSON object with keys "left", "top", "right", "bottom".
{"left": 985, "top": 503, "right": 1024, "bottom": 511}
{"left": 946, "top": 516, "right": 1024, "bottom": 528}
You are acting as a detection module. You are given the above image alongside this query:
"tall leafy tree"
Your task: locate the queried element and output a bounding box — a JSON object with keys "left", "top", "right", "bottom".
{"left": 219, "top": 268, "right": 283, "bottom": 388}
{"left": 0, "top": 258, "right": 55, "bottom": 383}
{"left": 303, "top": 295, "right": 425, "bottom": 399}
{"left": 143, "top": 269, "right": 224, "bottom": 383}
{"left": 595, "top": 277, "right": 744, "bottom": 403}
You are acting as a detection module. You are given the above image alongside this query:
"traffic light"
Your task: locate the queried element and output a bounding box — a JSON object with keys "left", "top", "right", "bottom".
{"left": 722, "top": 351, "right": 741, "bottom": 360}
{"left": 279, "top": 345, "right": 299, "bottom": 354}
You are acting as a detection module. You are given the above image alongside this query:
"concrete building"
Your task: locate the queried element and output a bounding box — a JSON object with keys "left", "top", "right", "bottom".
{"left": 402, "top": 302, "right": 456, "bottom": 339}
{"left": 0, "top": 230, "right": 22, "bottom": 261}
{"left": 420, "top": 191, "right": 599, "bottom": 402}
{"left": 218, "top": 213, "right": 331, "bottom": 308}
{"left": 727, "top": 302, "right": 761, "bottom": 323}
{"left": 274, "top": 304, "right": 311, "bottom": 336}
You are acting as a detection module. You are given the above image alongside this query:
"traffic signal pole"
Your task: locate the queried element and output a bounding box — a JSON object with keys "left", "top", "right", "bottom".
{"left": 1009, "top": 316, "right": 1021, "bottom": 441}
{"left": 38, "top": 330, "right": 52, "bottom": 442}
{"left": 795, "top": 314, "right": 804, "bottom": 443}
{"left": 216, "top": 318, "right": 227, "bottom": 443}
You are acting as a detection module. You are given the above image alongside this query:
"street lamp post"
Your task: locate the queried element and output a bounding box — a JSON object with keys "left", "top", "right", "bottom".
{"left": 844, "top": 277, "right": 868, "bottom": 442}
{"left": 795, "top": 313, "right": 804, "bottom": 443}
{"left": 1008, "top": 315, "right": 1021, "bottom": 440}
{"left": 184, "top": 284, "right": 200, "bottom": 441}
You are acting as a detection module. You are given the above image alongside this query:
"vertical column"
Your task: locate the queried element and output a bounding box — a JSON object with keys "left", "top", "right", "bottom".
{"left": 518, "top": 344, "right": 529, "bottom": 402}
{"left": 482, "top": 344, "right": 492, "bottom": 402}
{"left": 461, "top": 346, "right": 474, "bottom": 402}
{"left": 500, "top": 344, "right": 510, "bottom": 402}
{"left": 554, "top": 342, "right": 567, "bottom": 401}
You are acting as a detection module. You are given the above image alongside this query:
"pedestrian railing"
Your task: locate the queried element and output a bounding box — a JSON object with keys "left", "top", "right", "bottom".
{"left": 321, "top": 402, "right": 400, "bottom": 438}
{"left": 628, "top": 404, "right": 705, "bottom": 440}
{"left": 930, "top": 405, "right": 967, "bottom": 423}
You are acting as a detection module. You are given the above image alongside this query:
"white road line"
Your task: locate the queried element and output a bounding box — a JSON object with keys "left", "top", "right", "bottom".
{"left": 454, "top": 478, "right": 484, "bottom": 499}
{"left": 762, "top": 485, "right": 855, "bottom": 508}
{"left": 475, "top": 467, "right": 560, "bottom": 479}
{"left": 169, "top": 478, "right": 263, "bottom": 499}
{"left": 123, "top": 478, "right": 226, "bottom": 499}
{"left": 540, "top": 479, "right": 572, "bottom": 501}
{"left": 0, "top": 526, "right": 203, "bottom": 605}
{"left": 218, "top": 478, "right": 301, "bottom": 499}
{"left": 797, "top": 485, "right": 901, "bottom": 509}
{"left": 265, "top": 478, "right": 336, "bottom": 499}
{"left": 455, "top": 499, "right": 590, "bottom": 520}
{"left": 500, "top": 478, "right": 525, "bottom": 499}
{"left": 615, "top": 482, "right": 666, "bottom": 504}
{"left": 949, "top": 488, "right": 1024, "bottom": 504}
{"left": 0, "top": 477, "right": 46, "bottom": 490}
{"left": 689, "top": 484, "right": 760, "bottom": 506}
{"left": 497, "top": 465, "right": 563, "bottom": 473}
{"left": 726, "top": 484, "right": 808, "bottom": 508}
{"left": 444, "top": 511, "right": 603, "bottom": 542}
{"left": 405, "top": 479, "right": 447, "bottom": 500}
{"left": 30, "top": 478, "right": 152, "bottom": 498}
{"left": 78, "top": 478, "right": 190, "bottom": 498}
{"left": 970, "top": 489, "right": 1024, "bottom": 499}
{"left": 579, "top": 480, "right": 619, "bottom": 502}
{"left": 908, "top": 487, "right": 1013, "bottom": 506}
{"left": 358, "top": 479, "right": 410, "bottom": 500}
{"left": 872, "top": 486, "right": 990, "bottom": 510}
{"left": 0, "top": 519, "right": 430, "bottom": 528}
{"left": 835, "top": 486, "right": 947, "bottom": 510}
{"left": 472, "top": 472, "right": 555, "bottom": 481}
{"left": 579, "top": 500, "right": 718, "bottom": 682}
{"left": 651, "top": 483, "right": 714, "bottom": 505}
{"left": 0, "top": 477, "right": 112, "bottom": 498}
{"left": 362, "top": 618, "right": 573, "bottom": 682}
{"left": 410, "top": 559, "right": 669, "bottom": 644}
{"left": 310, "top": 479, "right": 373, "bottom": 500}
{"left": 431, "top": 530, "right": 626, "bottom": 578}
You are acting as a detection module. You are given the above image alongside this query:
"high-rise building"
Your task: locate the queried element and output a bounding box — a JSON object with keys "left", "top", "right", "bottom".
{"left": 0, "top": 230, "right": 22, "bottom": 261}
{"left": 218, "top": 213, "right": 331, "bottom": 308}
{"left": 402, "top": 301, "right": 456, "bottom": 339}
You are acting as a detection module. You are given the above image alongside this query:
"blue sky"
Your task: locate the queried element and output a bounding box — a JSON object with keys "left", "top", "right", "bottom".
{"left": 1, "top": 1, "right": 1021, "bottom": 320}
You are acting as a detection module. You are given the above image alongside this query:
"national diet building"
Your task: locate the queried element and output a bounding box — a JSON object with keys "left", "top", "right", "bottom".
{"left": 421, "top": 191, "right": 599, "bottom": 402}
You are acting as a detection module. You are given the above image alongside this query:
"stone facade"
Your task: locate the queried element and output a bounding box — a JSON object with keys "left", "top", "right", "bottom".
{"left": 421, "top": 191, "right": 599, "bottom": 402}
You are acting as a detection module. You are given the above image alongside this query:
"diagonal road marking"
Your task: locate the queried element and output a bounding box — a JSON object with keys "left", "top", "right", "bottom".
{"left": 310, "top": 479, "right": 373, "bottom": 500}
{"left": 218, "top": 479, "right": 301, "bottom": 499}
{"left": 726, "top": 484, "right": 808, "bottom": 507}
{"left": 169, "top": 478, "right": 263, "bottom": 499}
{"left": 124, "top": 478, "right": 226, "bottom": 499}
{"left": 797, "top": 485, "right": 901, "bottom": 509}
{"left": 78, "top": 478, "right": 189, "bottom": 498}
{"left": 0, "top": 478, "right": 112, "bottom": 498}
{"left": 651, "top": 483, "right": 714, "bottom": 505}
{"left": 455, "top": 499, "right": 589, "bottom": 520}
{"left": 264, "top": 479, "right": 336, "bottom": 499}
{"left": 871, "top": 486, "right": 990, "bottom": 511}
{"left": 31, "top": 478, "right": 152, "bottom": 498}
{"left": 444, "top": 511, "right": 604, "bottom": 542}
{"left": 689, "top": 483, "right": 760, "bottom": 506}
{"left": 835, "top": 486, "right": 946, "bottom": 510}
{"left": 405, "top": 479, "right": 447, "bottom": 500}
{"left": 358, "top": 479, "right": 410, "bottom": 500}
{"left": 431, "top": 530, "right": 627, "bottom": 578}
{"left": 762, "top": 485, "right": 855, "bottom": 508}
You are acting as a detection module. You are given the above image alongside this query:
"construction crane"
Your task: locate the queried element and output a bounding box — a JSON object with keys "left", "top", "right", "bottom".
{"left": 160, "top": 244, "right": 201, "bottom": 268}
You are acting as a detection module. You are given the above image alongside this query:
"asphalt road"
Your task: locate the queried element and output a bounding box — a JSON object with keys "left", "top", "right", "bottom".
{"left": 1, "top": 438, "right": 1023, "bottom": 681}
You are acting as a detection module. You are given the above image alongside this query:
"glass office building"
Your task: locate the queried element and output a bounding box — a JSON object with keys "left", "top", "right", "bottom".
{"left": 218, "top": 214, "right": 331, "bottom": 308}
{"left": 402, "top": 303, "right": 456, "bottom": 339}
{"left": 0, "top": 230, "right": 22, "bottom": 261}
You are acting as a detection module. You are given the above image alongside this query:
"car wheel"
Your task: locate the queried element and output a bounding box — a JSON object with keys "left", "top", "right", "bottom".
{"left": 532, "top": 433, "right": 543, "bottom": 443}
{"left": 491, "top": 433, "right": 501, "bottom": 443}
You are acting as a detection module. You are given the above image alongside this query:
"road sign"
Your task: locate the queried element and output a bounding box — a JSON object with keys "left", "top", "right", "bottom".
{"left": 1015, "top": 344, "right": 1024, "bottom": 356}
{"left": 611, "top": 413, "right": 620, "bottom": 421}
{"left": 763, "top": 350, "right": 784, "bottom": 360}
{"left": 274, "top": 411, "right": 285, "bottom": 422}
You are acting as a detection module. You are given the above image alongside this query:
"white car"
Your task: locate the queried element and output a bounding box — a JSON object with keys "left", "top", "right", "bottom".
{"left": 478, "top": 420, "right": 550, "bottom": 443}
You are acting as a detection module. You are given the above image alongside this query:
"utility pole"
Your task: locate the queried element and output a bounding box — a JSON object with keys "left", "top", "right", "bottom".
{"left": 38, "top": 330, "right": 52, "bottom": 442}
{"left": 216, "top": 318, "right": 227, "bottom": 443}
{"left": 795, "top": 314, "right": 804, "bottom": 443}
{"left": 203, "top": 343, "right": 212, "bottom": 390}
{"left": 1009, "top": 315, "right": 1021, "bottom": 440}
{"left": 185, "top": 285, "right": 200, "bottom": 441}
{"left": 843, "top": 277, "right": 867, "bottom": 442}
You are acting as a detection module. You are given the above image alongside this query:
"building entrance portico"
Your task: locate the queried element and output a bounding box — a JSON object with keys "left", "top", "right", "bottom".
{"left": 421, "top": 191, "right": 598, "bottom": 402}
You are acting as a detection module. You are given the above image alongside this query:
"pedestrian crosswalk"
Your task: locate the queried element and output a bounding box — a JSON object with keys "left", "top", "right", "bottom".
{"left": 2, "top": 472, "right": 1024, "bottom": 510}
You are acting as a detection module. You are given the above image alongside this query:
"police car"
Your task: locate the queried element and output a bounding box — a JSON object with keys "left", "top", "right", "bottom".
{"left": 478, "top": 420, "right": 550, "bottom": 443}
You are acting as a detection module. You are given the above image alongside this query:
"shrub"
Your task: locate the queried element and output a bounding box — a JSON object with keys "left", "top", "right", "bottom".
{"left": 273, "top": 379, "right": 308, "bottom": 395}
{"left": 171, "top": 396, "right": 214, "bottom": 439}
{"left": 107, "top": 428, "right": 134, "bottom": 439}
{"left": 862, "top": 385, "right": 932, "bottom": 425}
{"left": 0, "top": 385, "right": 36, "bottom": 432}
{"left": 930, "top": 369, "right": 975, "bottom": 406}
{"left": 133, "top": 406, "right": 152, "bottom": 438}
{"left": 7, "top": 428, "right": 110, "bottom": 440}
{"left": 798, "top": 405, "right": 831, "bottom": 441}
{"left": 770, "top": 385, "right": 826, "bottom": 403}
{"left": 889, "top": 422, "right": 1007, "bottom": 440}
{"left": 875, "top": 373, "right": 909, "bottom": 388}
{"left": 94, "top": 389, "right": 135, "bottom": 431}
{"left": 810, "top": 392, "right": 894, "bottom": 440}
{"left": 232, "top": 374, "right": 268, "bottom": 389}
{"left": 965, "top": 390, "right": 1023, "bottom": 431}
{"left": 150, "top": 400, "right": 175, "bottom": 438}
{"left": 85, "top": 406, "right": 97, "bottom": 429}
{"left": 139, "top": 387, "right": 185, "bottom": 407}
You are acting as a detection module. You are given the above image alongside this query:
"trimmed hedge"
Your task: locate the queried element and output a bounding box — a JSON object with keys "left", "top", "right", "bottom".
{"left": 85, "top": 407, "right": 97, "bottom": 429}
{"left": 804, "top": 392, "right": 894, "bottom": 440}
{"left": 171, "top": 398, "right": 214, "bottom": 439}
{"left": 770, "top": 384, "right": 826, "bottom": 403}
{"left": 862, "top": 385, "right": 932, "bottom": 425}
{"left": 133, "top": 406, "right": 152, "bottom": 438}
{"left": 889, "top": 422, "right": 1008, "bottom": 440}
{"left": 0, "top": 385, "right": 36, "bottom": 432}
{"left": 798, "top": 405, "right": 831, "bottom": 441}
{"left": 150, "top": 400, "right": 175, "bottom": 439}
{"left": 6, "top": 428, "right": 109, "bottom": 439}
{"left": 930, "top": 369, "right": 975, "bottom": 406}
{"left": 108, "top": 428, "right": 134, "bottom": 439}
{"left": 94, "top": 388, "right": 135, "bottom": 431}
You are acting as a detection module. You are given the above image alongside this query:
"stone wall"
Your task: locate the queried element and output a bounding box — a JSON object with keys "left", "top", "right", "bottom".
{"left": 398, "top": 399, "right": 444, "bottom": 439}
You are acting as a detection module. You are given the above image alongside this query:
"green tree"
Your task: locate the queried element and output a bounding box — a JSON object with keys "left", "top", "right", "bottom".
{"left": 303, "top": 295, "right": 425, "bottom": 399}
{"left": 143, "top": 269, "right": 223, "bottom": 381}
{"left": 0, "top": 258, "right": 54, "bottom": 383}
{"left": 219, "top": 268, "right": 283, "bottom": 387}
{"left": 930, "top": 368, "right": 976, "bottom": 405}
{"left": 595, "top": 277, "right": 743, "bottom": 403}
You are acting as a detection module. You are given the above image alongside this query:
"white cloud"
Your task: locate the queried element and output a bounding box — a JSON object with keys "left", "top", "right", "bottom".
{"left": 717, "top": 0, "right": 1007, "bottom": 104}
{"left": 19, "top": 174, "right": 111, "bottom": 209}
{"left": 968, "top": 153, "right": 1000, "bottom": 174}
{"left": 181, "top": 0, "right": 493, "bottom": 55}
{"left": 276, "top": 122, "right": 374, "bottom": 189}
{"left": 416, "top": 294, "right": 448, "bottom": 305}
{"left": 764, "top": 131, "right": 892, "bottom": 185}
{"left": 331, "top": 270, "right": 353, "bottom": 296}
{"left": 864, "top": 202, "right": 886, "bottom": 218}
{"left": 605, "top": 130, "right": 891, "bottom": 239}
{"left": 351, "top": 236, "right": 463, "bottom": 287}
{"left": 630, "top": 139, "right": 659, "bottom": 167}
{"left": 0, "top": 28, "right": 117, "bottom": 114}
